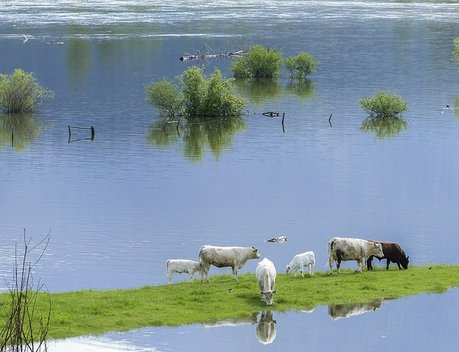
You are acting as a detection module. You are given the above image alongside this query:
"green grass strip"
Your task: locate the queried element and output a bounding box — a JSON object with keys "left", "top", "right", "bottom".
{"left": 1, "top": 265, "right": 459, "bottom": 340}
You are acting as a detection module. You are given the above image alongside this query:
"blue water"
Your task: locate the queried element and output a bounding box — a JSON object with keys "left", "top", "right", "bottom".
{"left": 1, "top": 0, "right": 459, "bottom": 349}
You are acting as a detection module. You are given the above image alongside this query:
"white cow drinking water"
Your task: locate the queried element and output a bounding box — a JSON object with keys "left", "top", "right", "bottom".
{"left": 328, "top": 237, "right": 384, "bottom": 273}
{"left": 166, "top": 259, "right": 201, "bottom": 284}
{"left": 286, "top": 251, "right": 315, "bottom": 277}
{"left": 256, "top": 258, "right": 277, "bottom": 306}
{"left": 198, "top": 245, "right": 260, "bottom": 281}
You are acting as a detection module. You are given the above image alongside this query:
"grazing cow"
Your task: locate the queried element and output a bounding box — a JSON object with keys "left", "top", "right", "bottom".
{"left": 366, "top": 241, "right": 409, "bottom": 270}
{"left": 328, "top": 298, "right": 383, "bottom": 320}
{"left": 256, "top": 258, "right": 277, "bottom": 306}
{"left": 198, "top": 245, "right": 260, "bottom": 281}
{"left": 286, "top": 251, "right": 315, "bottom": 277}
{"left": 166, "top": 259, "right": 202, "bottom": 284}
{"left": 328, "top": 237, "right": 384, "bottom": 273}
{"left": 256, "top": 311, "right": 277, "bottom": 345}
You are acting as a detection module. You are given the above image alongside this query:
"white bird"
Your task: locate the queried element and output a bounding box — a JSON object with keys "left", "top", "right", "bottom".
{"left": 22, "top": 34, "right": 29, "bottom": 43}
{"left": 266, "top": 236, "right": 287, "bottom": 243}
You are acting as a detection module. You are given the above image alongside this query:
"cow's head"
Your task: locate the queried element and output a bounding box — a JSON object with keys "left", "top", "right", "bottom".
{"left": 261, "top": 290, "right": 276, "bottom": 306}
{"left": 252, "top": 246, "right": 261, "bottom": 259}
{"left": 370, "top": 242, "right": 384, "bottom": 258}
{"left": 400, "top": 255, "right": 409, "bottom": 269}
{"left": 285, "top": 265, "right": 291, "bottom": 275}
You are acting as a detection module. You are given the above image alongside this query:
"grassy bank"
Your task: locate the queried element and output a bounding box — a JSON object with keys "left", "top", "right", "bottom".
{"left": 1, "top": 265, "right": 459, "bottom": 340}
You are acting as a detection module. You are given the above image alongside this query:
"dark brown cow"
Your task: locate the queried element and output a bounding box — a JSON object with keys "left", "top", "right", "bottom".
{"left": 366, "top": 241, "right": 409, "bottom": 270}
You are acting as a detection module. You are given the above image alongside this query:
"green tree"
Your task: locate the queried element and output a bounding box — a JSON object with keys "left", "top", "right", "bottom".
{"left": 146, "top": 67, "right": 247, "bottom": 120}
{"left": 145, "top": 80, "right": 183, "bottom": 118}
{"left": 285, "top": 52, "right": 318, "bottom": 79}
{"left": 0, "top": 69, "right": 53, "bottom": 113}
{"left": 231, "top": 45, "right": 283, "bottom": 79}
{"left": 360, "top": 90, "right": 407, "bottom": 118}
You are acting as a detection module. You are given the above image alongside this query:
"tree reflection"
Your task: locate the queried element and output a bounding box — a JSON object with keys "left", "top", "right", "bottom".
{"left": 361, "top": 116, "right": 407, "bottom": 139}
{"left": 285, "top": 79, "right": 315, "bottom": 100}
{"left": 232, "top": 78, "right": 281, "bottom": 105}
{"left": 233, "top": 78, "right": 315, "bottom": 104}
{"left": 147, "top": 117, "right": 246, "bottom": 161}
{"left": 0, "top": 114, "right": 44, "bottom": 151}
{"left": 328, "top": 298, "right": 383, "bottom": 320}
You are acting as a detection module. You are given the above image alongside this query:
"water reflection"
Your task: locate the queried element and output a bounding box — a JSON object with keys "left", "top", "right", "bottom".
{"left": 147, "top": 117, "right": 246, "bottom": 161}
{"left": 256, "top": 310, "right": 277, "bottom": 345}
{"left": 328, "top": 298, "right": 383, "bottom": 320}
{"left": 202, "top": 312, "right": 258, "bottom": 328}
{"left": 233, "top": 79, "right": 281, "bottom": 105}
{"left": 285, "top": 79, "right": 315, "bottom": 100}
{"left": 233, "top": 78, "right": 315, "bottom": 105}
{"left": 360, "top": 117, "right": 407, "bottom": 139}
{"left": 0, "top": 114, "right": 44, "bottom": 151}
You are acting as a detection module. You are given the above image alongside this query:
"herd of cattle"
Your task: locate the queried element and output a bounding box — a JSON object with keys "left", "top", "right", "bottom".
{"left": 166, "top": 237, "right": 410, "bottom": 306}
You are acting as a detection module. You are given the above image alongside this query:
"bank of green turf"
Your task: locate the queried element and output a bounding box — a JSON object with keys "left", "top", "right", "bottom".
{"left": 1, "top": 265, "right": 458, "bottom": 340}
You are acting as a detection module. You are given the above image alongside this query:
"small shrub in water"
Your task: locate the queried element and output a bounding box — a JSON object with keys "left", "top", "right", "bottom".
{"left": 0, "top": 69, "right": 53, "bottom": 113}
{"left": 145, "top": 80, "right": 184, "bottom": 118}
{"left": 231, "top": 45, "right": 283, "bottom": 79}
{"left": 285, "top": 52, "right": 318, "bottom": 79}
{"left": 453, "top": 37, "right": 459, "bottom": 63}
{"left": 359, "top": 90, "right": 407, "bottom": 118}
{"left": 146, "top": 66, "right": 247, "bottom": 120}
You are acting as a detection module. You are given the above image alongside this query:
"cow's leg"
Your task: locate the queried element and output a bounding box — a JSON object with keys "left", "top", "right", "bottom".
{"left": 328, "top": 257, "right": 334, "bottom": 273}
{"left": 309, "top": 263, "right": 314, "bottom": 276}
{"left": 386, "top": 260, "right": 391, "bottom": 270}
{"left": 168, "top": 274, "right": 172, "bottom": 285}
{"left": 336, "top": 259, "right": 341, "bottom": 273}
{"left": 301, "top": 266, "right": 304, "bottom": 278}
{"left": 232, "top": 266, "right": 238, "bottom": 280}
{"left": 356, "top": 259, "right": 363, "bottom": 272}
{"left": 397, "top": 262, "right": 402, "bottom": 270}
{"left": 367, "top": 256, "right": 373, "bottom": 271}
{"left": 188, "top": 272, "right": 193, "bottom": 282}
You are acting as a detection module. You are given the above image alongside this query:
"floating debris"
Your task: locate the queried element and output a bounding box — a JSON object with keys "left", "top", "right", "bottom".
{"left": 266, "top": 236, "right": 287, "bottom": 243}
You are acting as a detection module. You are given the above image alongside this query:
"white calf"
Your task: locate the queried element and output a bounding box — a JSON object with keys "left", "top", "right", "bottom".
{"left": 286, "top": 251, "right": 315, "bottom": 277}
{"left": 166, "top": 259, "right": 201, "bottom": 284}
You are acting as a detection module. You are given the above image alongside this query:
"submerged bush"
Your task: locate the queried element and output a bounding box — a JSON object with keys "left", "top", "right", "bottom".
{"left": 285, "top": 52, "right": 318, "bottom": 79}
{"left": 231, "top": 45, "right": 283, "bottom": 79}
{"left": 0, "top": 69, "right": 53, "bottom": 113}
{"left": 146, "top": 66, "right": 247, "bottom": 120}
{"left": 145, "top": 80, "right": 184, "bottom": 118}
{"left": 359, "top": 90, "right": 407, "bottom": 118}
{"left": 361, "top": 116, "right": 407, "bottom": 139}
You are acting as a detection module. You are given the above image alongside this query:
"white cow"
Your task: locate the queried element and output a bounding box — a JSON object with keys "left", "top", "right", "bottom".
{"left": 328, "top": 237, "right": 384, "bottom": 273}
{"left": 166, "top": 259, "right": 201, "bottom": 284}
{"left": 199, "top": 245, "right": 260, "bottom": 281}
{"left": 256, "top": 258, "right": 277, "bottom": 306}
{"left": 286, "top": 251, "right": 315, "bottom": 277}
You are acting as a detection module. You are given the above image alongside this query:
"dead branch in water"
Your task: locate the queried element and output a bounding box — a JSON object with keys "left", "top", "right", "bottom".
{"left": 179, "top": 50, "right": 244, "bottom": 62}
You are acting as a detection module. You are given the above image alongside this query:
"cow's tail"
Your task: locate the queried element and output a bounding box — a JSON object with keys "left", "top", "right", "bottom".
{"left": 326, "top": 238, "right": 336, "bottom": 269}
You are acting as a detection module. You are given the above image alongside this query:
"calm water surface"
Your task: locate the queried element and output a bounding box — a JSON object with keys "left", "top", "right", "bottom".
{"left": 1, "top": 0, "right": 459, "bottom": 350}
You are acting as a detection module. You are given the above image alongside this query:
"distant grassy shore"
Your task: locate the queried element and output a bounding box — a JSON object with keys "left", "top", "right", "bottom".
{"left": 1, "top": 265, "right": 459, "bottom": 340}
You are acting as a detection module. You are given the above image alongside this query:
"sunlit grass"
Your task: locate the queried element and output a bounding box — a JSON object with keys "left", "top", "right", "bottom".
{"left": 1, "top": 265, "right": 458, "bottom": 340}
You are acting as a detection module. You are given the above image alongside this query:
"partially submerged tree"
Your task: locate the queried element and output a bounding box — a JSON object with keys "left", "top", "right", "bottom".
{"left": 360, "top": 90, "right": 407, "bottom": 118}
{"left": 145, "top": 79, "right": 184, "bottom": 119}
{"left": 285, "top": 52, "right": 318, "bottom": 79}
{"left": 231, "top": 45, "right": 283, "bottom": 79}
{"left": 0, "top": 69, "right": 53, "bottom": 114}
{"left": 145, "top": 66, "right": 247, "bottom": 120}
{"left": 452, "top": 37, "right": 459, "bottom": 63}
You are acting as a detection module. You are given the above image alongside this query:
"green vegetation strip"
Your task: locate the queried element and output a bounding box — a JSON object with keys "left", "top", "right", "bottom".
{"left": 1, "top": 265, "right": 459, "bottom": 340}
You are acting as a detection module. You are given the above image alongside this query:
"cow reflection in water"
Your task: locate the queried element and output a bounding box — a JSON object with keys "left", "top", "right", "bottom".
{"left": 256, "top": 311, "right": 277, "bottom": 345}
{"left": 328, "top": 298, "right": 383, "bottom": 320}
{"left": 202, "top": 313, "right": 258, "bottom": 328}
